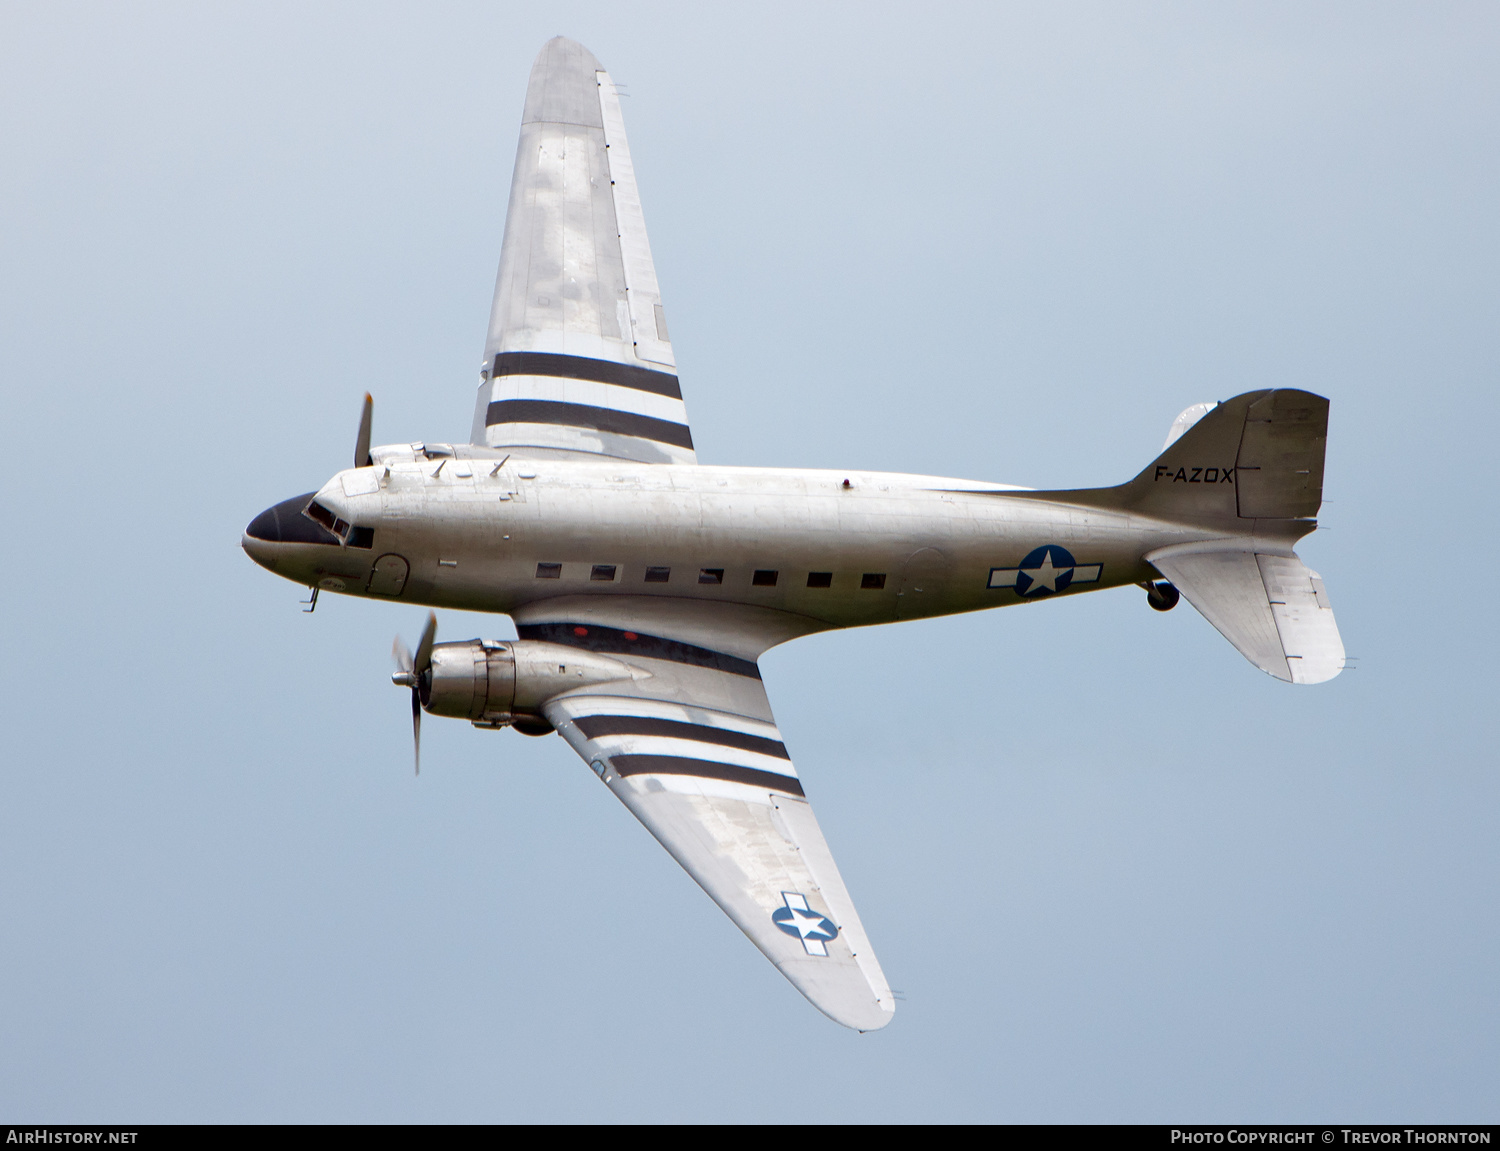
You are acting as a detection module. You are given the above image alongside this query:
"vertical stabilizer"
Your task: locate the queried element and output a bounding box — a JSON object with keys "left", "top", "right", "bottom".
{"left": 1133, "top": 388, "right": 1329, "bottom": 526}
{"left": 472, "top": 38, "right": 695, "bottom": 464}
{"left": 1032, "top": 389, "right": 1330, "bottom": 530}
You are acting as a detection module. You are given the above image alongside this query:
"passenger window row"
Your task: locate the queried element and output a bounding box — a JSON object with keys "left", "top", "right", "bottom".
{"left": 536, "top": 563, "right": 886, "bottom": 589}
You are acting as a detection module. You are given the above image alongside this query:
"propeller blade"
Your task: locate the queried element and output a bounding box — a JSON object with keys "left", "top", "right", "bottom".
{"left": 354, "top": 392, "right": 373, "bottom": 468}
{"left": 413, "top": 612, "right": 437, "bottom": 676}
{"left": 411, "top": 683, "right": 422, "bottom": 775}
{"left": 392, "top": 635, "right": 413, "bottom": 675}
{"left": 397, "top": 613, "right": 434, "bottom": 774}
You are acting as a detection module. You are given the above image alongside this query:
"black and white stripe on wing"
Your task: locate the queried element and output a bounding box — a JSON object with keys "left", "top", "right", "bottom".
{"left": 491, "top": 352, "right": 683, "bottom": 398}
{"left": 532, "top": 621, "right": 802, "bottom": 794}
{"left": 482, "top": 352, "right": 695, "bottom": 461}
{"left": 610, "top": 754, "right": 803, "bottom": 797}
{"left": 517, "top": 622, "right": 761, "bottom": 679}
{"left": 572, "top": 715, "right": 789, "bottom": 759}
{"left": 575, "top": 719, "right": 798, "bottom": 790}
{"left": 556, "top": 700, "right": 803, "bottom": 796}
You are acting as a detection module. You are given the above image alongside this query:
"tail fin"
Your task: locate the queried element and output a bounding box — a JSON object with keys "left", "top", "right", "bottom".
{"left": 1023, "top": 389, "right": 1343, "bottom": 683}
{"left": 1122, "top": 388, "right": 1329, "bottom": 525}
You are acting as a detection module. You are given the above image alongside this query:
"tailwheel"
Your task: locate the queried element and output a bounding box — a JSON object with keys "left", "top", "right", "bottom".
{"left": 1143, "top": 580, "right": 1180, "bottom": 612}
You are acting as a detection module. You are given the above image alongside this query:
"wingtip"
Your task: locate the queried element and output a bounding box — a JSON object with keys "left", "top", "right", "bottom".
{"left": 842, "top": 1000, "right": 897, "bottom": 1033}
{"left": 523, "top": 37, "right": 608, "bottom": 129}
{"left": 786, "top": 970, "right": 896, "bottom": 1032}
{"left": 532, "top": 35, "right": 604, "bottom": 72}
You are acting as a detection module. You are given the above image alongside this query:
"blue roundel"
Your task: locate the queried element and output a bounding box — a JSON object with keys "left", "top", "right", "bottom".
{"left": 1013, "top": 544, "right": 1077, "bottom": 598}
{"left": 772, "top": 904, "right": 838, "bottom": 944}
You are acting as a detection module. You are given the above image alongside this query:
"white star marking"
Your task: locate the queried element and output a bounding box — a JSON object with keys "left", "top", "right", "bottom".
{"left": 1021, "top": 549, "right": 1071, "bottom": 594}
{"left": 783, "top": 906, "right": 835, "bottom": 941}
{"left": 777, "top": 892, "right": 836, "bottom": 955}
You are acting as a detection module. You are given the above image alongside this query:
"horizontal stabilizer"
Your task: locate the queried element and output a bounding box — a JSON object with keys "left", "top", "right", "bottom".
{"left": 1147, "top": 543, "right": 1345, "bottom": 684}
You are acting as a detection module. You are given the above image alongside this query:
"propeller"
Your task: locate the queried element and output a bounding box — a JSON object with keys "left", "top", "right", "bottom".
{"left": 391, "top": 612, "right": 437, "bottom": 774}
{"left": 355, "top": 392, "right": 374, "bottom": 468}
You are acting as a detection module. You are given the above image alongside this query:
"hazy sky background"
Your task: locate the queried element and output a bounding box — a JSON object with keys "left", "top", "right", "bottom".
{"left": 2, "top": 1, "right": 1497, "bottom": 1123}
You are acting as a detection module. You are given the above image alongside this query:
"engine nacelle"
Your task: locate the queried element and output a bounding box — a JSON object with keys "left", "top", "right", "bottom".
{"left": 419, "top": 639, "right": 641, "bottom": 729}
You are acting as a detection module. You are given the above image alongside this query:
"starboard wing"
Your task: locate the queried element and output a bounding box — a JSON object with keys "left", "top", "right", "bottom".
{"left": 471, "top": 38, "right": 695, "bottom": 465}
{"left": 515, "top": 598, "right": 894, "bottom": 1031}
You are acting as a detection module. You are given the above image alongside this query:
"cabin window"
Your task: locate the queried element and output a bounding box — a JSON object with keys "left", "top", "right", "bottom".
{"left": 644, "top": 567, "right": 671, "bottom": 583}
{"left": 807, "top": 572, "right": 832, "bottom": 588}
{"left": 861, "top": 573, "right": 887, "bottom": 589}
{"left": 536, "top": 563, "right": 562, "bottom": 579}
{"left": 348, "top": 526, "right": 375, "bottom": 550}
{"left": 699, "top": 568, "right": 724, "bottom": 585}
{"left": 752, "top": 570, "right": 778, "bottom": 587}
{"left": 591, "top": 564, "right": 617, "bottom": 581}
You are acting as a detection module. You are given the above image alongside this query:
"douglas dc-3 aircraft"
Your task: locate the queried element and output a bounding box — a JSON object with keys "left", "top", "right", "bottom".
{"left": 243, "top": 38, "right": 1345, "bottom": 1031}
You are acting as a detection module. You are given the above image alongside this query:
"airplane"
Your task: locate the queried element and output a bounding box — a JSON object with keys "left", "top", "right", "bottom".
{"left": 242, "top": 37, "right": 1345, "bottom": 1032}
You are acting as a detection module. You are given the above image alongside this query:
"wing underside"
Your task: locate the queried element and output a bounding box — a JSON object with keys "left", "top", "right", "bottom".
{"left": 517, "top": 601, "right": 894, "bottom": 1031}
{"left": 472, "top": 38, "right": 694, "bottom": 465}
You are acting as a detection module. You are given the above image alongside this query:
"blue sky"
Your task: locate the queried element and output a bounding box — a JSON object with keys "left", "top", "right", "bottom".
{"left": 2, "top": 1, "right": 1496, "bottom": 1122}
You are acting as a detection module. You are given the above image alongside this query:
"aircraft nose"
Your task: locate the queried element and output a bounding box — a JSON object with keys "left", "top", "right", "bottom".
{"left": 244, "top": 503, "right": 285, "bottom": 546}
{"left": 242, "top": 491, "right": 339, "bottom": 570}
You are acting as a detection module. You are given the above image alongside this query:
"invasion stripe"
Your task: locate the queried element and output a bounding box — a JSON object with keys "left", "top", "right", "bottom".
{"left": 610, "top": 754, "right": 805, "bottom": 797}
{"left": 491, "top": 352, "right": 682, "bottom": 399}
{"left": 573, "top": 715, "right": 789, "bottom": 759}
{"left": 486, "top": 399, "right": 694, "bottom": 450}
{"left": 517, "top": 622, "right": 760, "bottom": 679}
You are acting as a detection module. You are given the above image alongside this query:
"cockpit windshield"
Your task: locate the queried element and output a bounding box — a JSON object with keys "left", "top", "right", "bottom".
{"left": 303, "top": 500, "right": 337, "bottom": 531}
{"left": 301, "top": 500, "right": 374, "bottom": 549}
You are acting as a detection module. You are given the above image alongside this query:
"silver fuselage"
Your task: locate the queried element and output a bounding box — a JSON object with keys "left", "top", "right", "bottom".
{"left": 243, "top": 445, "right": 1216, "bottom": 634}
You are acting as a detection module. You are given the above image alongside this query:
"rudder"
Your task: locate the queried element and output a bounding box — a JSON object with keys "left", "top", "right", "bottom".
{"left": 1233, "top": 390, "right": 1328, "bottom": 520}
